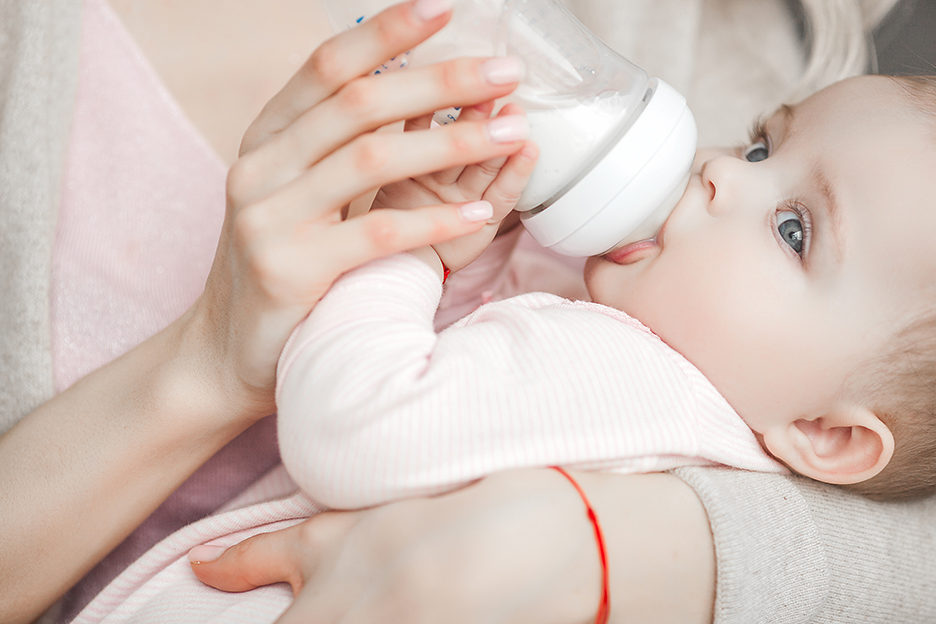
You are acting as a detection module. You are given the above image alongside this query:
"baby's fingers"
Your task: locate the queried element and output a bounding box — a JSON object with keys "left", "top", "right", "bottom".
{"left": 481, "top": 141, "right": 539, "bottom": 222}
{"left": 455, "top": 103, "right": 526, "bottom": 196}
{"left": 455, "top": 100, "right": 496, "bottom": 123}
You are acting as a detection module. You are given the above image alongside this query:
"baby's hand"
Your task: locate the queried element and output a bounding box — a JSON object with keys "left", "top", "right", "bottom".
{"left": 372, "top": 102, "right": 538, "bottom": 272}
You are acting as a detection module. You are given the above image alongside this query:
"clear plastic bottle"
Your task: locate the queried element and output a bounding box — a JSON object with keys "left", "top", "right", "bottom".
{"left": 325, "top": 0, "right": 697, "bottom": 257}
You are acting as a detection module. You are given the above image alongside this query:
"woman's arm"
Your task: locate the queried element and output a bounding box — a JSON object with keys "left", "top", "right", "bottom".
{"left": 191, "top": 469, "right": 715, "bottom": 624}
{"left": 0, "top": 316, "right": 252, "bottom": 621}
{"left": 0, "top": 2, "right": 532, "bottom": 620}
{"left": 191, "top": 466, "right": 936, "bottom": 623}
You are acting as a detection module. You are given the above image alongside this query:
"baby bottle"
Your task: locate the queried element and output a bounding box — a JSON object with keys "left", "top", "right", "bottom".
{"left": 325, "top": 0, "right": 697, "bottom": 257}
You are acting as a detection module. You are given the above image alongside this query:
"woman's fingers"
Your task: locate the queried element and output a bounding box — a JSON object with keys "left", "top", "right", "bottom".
{"left": 189, "top": 527, "right": 306, "bottom": 594}
{"left": 237, "top": 58, "right": 523, "bottom": 206}
{"left": 457, "top": 100, "right": 496, "bottom": 123}
{"left": 253, "top": 115, "right": 528, "bottom": 229}
{"left": 240, "top": 0, "right": 454, "bottom": 155}
{"left": 328, "top": 200, "right": 494, "bottom": 270}
{"left": 229, "top": 198, "right": 492, "bottom": 307}
{"left": 405, "top": 100, "right": 495, "bottom": 135}
{"left": 425, "top": 100, "right": 497, "bottom": 186}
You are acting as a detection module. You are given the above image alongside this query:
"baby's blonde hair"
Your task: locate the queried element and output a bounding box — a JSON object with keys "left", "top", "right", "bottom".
{"left": 847, "top": 311, "right": 936, "bottom": 500}
{"left": 842, "top": 75, "right": 936, "bottom": 500}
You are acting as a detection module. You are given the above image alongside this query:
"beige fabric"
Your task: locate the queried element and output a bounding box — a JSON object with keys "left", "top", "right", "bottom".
{"left": 0, "top": 0, "right": 81, "bottom": 435}
{"left": 677, "top": 467, "right": 936, "bottom": 623}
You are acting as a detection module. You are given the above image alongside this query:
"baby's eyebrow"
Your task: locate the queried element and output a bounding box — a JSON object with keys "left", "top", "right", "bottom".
{"left": 811, "top": 164, "right": 845, "bottom": 264}
{"left": 772, "top": 102, "right": 845, "bottom": 264}
{"left": 771, "top": 103, "right": 797, "bottom": 137}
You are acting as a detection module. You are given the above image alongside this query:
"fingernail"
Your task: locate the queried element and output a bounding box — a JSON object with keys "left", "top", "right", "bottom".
{"left": 481, "top": 57, "right": 525, "bottom": 85}
{"left": 460, "top": 200, "right": 494, "bottom": 222}
{"left": 188, "top": 545, "right": 226, "bottom": 564}
{"left": 487, "top": 115, "right": 530, "bottom": 143}
{"left": 413, "top": 0, "right": 453, "bottom": 21}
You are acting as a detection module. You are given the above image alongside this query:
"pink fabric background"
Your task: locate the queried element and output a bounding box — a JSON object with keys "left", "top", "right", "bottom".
{"left": 52, "top": 0, "right": 280, "bottom": 618}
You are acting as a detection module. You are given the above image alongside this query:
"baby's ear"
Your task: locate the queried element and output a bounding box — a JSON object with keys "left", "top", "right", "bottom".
{"left": 761, "top": 404, "right": 895, "bottom": 485}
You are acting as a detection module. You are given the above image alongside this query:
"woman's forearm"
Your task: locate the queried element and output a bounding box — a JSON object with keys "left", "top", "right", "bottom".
{"left": 187, "top": 468, "right": 716, "bottom": 623}
{"left": 571, "top": 471, "right": 716, "bottom": 624}
{"left": 0, "top": 311, "right": 253, "bottom": 623}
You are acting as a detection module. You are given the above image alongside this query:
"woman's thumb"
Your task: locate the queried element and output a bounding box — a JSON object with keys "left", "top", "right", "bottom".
{"left": 188, "top": 527, "right": 304, "bottom": 594}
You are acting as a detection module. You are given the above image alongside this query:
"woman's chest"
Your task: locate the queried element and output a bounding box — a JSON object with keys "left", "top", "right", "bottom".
{"left": 107, "top": 0, "right": 332, "bottom": 165}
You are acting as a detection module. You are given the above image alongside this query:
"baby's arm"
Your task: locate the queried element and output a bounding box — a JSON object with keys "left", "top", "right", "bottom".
{"left": 275, "top": 256, "right": 707, "bottom": 510}
{"left": 275, "top": 253, "right": 528, "bottom": 509}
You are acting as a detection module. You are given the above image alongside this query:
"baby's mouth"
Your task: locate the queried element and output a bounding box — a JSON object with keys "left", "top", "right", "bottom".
{"left": 603, "top": 217, "right": 667, "bottom": 265}
{"left": 603, "top": 238, "right": 659, "bottom": 265}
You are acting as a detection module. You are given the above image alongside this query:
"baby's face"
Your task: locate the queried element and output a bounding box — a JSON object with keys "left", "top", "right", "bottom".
{"left": 585, "top": 75, "right": 936, "bottom": 434}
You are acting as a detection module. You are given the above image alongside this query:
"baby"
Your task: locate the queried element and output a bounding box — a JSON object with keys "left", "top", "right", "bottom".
{"left": 277, "top": 73, "right": 936, "bottom": 505}
{"left": 74, "top": 74, "right": 936, "bottom": 622}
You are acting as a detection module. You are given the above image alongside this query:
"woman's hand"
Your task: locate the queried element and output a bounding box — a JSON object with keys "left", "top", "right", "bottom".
{"left": 190, "top": 470, "right": 716, "bottom": 624}
{"left": 0, "top": 3, "right": 533, "bottom": 621}
{"left": 186, "top": 0, "right": 531, "bottom": 424}
{"left": 372, "top": 100, "right": 539, "bottom": 272}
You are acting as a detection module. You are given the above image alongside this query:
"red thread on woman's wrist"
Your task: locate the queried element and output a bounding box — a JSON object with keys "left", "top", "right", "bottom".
{"left": 441, "top": 263, "right": 451, "bottom": 284}
{"left": 551, "top": 466, "right": 610, "bottom": 624}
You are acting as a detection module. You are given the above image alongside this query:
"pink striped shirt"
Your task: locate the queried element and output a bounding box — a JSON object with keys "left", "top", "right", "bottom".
{"left": 276, "top": 253, "right": 784, "bottom": 510}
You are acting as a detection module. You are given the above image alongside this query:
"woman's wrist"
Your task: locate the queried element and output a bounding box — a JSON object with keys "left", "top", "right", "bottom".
{"left": 173, "top": 292, "right": 281, "bottom": 430}
{"left": 0, "top": 311, "right": 259, "bottom": 623}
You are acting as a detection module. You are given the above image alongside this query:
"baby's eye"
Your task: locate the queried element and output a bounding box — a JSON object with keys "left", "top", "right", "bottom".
{"left": 743, "top": 140, "right": 769, "bottom": 163}
{"left": 777, "top": 208, "right": 805, "bottom": 255}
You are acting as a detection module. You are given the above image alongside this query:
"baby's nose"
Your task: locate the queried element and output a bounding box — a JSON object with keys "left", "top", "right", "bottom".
{"left": 700, "top": 155, "right": 748, "bottom": 217}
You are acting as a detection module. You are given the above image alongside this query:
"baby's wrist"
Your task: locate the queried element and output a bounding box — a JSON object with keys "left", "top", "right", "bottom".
{"left": 494, "top": 211, "right": 522, "bottom": 238}
{"left": 408, "top": 246, "right": 446, "bottom": 281}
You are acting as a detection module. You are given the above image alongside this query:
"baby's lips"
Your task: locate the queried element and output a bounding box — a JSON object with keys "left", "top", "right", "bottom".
{"left": 604, "top": 239, "right": 659, "bottom": 265}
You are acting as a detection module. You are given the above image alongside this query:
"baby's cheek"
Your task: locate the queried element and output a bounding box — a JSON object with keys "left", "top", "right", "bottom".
{"left": 582, "top": 258, "right": 605, "bottom": 301}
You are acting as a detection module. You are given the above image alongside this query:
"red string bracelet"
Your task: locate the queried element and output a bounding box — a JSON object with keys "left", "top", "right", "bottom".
{"left": 551, "top": 466, "right": 610, "bottom": 624}
{"left": 441, "top": 262, "right": 451, "bottom": 284}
